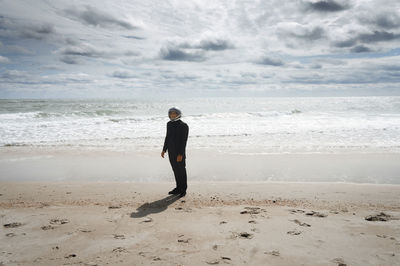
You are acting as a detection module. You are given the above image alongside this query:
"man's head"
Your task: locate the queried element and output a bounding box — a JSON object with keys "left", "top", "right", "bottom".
{"left": 168, "top": 106, "right": 182, "bottom": 121}
{"left": 169, "top": 111, "right": 178, "bottom": 119}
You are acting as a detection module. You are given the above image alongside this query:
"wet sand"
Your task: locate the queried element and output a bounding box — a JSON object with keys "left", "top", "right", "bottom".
{"left": 1, "top": 181, "right": 399, "bottom": 265}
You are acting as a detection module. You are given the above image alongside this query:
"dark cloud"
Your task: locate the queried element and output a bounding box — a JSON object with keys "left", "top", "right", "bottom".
{"left": 64, "top": 6, "right": 136, "bottom": 29}
{"left": 123, "top": 35, "right": 145, "bottom": 40}
{"left": 332, "top": 30, "right": 400, "bottom": 51}
{"left": 58, "top": 43, "right": 108, "bottom": 64}
{"left": 374, "top": 13, "right": 400, "bottom": 29}
{"left": 333, "top": 39, "right": 356, "bottom": 48}
{"left": 358, "top": 30, "right": 400, "bottom": 43}
{"left": 62, "top": 45, "right": 103, "bottom": 58}
{"left": 350, "top": 45, "right": 372, "bottom": 53}
{"left": 159, "top": 46, "right": 205, "bottom": 62}
{"left": 360, "top": 12, "right": 400, "bottom": 30}
{"left": 310, "top": 63, "right": 323, "bottom": 69}
{"left": 60, "top": 55, "right": 80, "bottom": 64}
{"left": 256, "top": 56, "right": 285, "bottom": 66}
{"left": 305, "top": 1, "right": 349, "bottom": 12}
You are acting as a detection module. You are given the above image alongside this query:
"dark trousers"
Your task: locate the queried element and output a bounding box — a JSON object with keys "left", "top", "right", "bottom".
{"left": 168, "top": 151, "right": 187, "bottom": 192}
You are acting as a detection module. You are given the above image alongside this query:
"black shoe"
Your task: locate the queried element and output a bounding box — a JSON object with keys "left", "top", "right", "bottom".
{"left": 168, "top": 188, "right": 179, "bottom": 195}
{"left": 179, "top": 191, "right": 186, "bottom": 197}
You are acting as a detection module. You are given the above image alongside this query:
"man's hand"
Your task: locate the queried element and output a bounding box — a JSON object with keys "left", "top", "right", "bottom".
{"left": 177, "top": 154, "right": 183, "bottom": 162}
{"left": 161, "top": 151, "right": 165, "bottom": 158}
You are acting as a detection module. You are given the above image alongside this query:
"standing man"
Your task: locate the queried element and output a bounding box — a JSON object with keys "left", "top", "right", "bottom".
{"left": 161, "top": 107, "right": 189, "bottom": 197}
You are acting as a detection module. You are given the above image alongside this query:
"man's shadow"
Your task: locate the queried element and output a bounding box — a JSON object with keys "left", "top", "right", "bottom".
{"left": 130, "top": 194, "right": 182, "bottom": 218}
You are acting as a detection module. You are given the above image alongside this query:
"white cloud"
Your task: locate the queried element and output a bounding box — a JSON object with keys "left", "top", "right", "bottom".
{"left": 0, "top": 0, "right": 399, "bottom": 98}
{"left": 0, "top": 55, "right": 10, "bottom": 63}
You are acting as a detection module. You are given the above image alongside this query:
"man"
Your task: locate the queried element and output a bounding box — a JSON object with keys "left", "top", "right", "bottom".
{"left": 161, "top": 107, "right": 189, "bottom": 197}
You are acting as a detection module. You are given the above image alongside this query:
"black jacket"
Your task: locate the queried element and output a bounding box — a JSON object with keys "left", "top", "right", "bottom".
{"left": 162, "top": 119, "right": 189, "bottom": 155}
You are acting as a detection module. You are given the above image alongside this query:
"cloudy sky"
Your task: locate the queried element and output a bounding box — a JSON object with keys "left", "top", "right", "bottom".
{"left": 1, "top": 0, "right": 400, "bottom": 98}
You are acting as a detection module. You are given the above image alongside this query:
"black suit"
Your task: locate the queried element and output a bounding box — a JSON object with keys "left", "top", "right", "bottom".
{"left": 163, "top": 119, "right": 189, "bottom": 192}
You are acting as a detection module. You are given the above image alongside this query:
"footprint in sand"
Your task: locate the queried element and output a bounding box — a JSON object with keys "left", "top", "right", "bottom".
{"left": 108, "top": 205, "right": 121, "bottom": 209}
{"left": 288, "top": 209, "right": 306, "bottom": 214}
{"left": 206, "top": 257, "right": 231, "bottom": 264}
{"left": 264, "top": 250, "right": 280, "bottom": 256}
{"left": 113, "top": 234, "right": 125, "bottom": 239}
{"left": 177, "top": 234, "right": 191, "bottom": 243}
{"left": 292, "top": 219, "right": 311, "bottom": 227}
{"left": 228, "top": 231, "right": 253, "bottom": 239}
{"left": 3, "top": 222, "right": 24, "bottom": 228}
{"left": 305, "top": 211, "right": 327, "bottom": 217}
{"left": 140, "top": 217, "right": 153, "bottom": 223}
{"left": 287, "top": 229, "right": 302, "bottom": 235}
{"left": 237, "top": 232, "right": 254, "bottom": 239}
{"left": 49, "top": 218, "right": 69, "bottom": 225}
{"left": 112, "top": 247, "right": 129, "bottom": 253}
{"left": 41, "top": 225, "right": 55, "bottom": 230}
{"left": 332, "top": 257, "right": 346, "bottom": 265}
{"left": 365, "top": 212, "right": 398, "bottom": 221}
{"left": 240, "top": 206, "right": 266, "bottom": 215}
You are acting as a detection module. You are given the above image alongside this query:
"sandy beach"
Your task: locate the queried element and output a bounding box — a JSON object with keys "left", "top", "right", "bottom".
{"left": 1, "top": 181, "right": 399, "bottom": 265}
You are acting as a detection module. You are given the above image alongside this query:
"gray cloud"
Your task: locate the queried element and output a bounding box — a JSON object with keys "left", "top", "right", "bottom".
{"left": 305, "top": 0, "right": 349, "bottom": 12}
{"left": 360, "top": 12, "right": 400, "bottom": 30}
{"left": 61, "top": 45, "right": 103, "bottom": 58}
{"left": 350, "top": 45, "right": 372, "bottom": 53}
{"left": 333, "top": 39, "right": 356, "bottom": 48}
{"left": 123, "top": 35, "right": 145, "bottom": 40}
{"left": 20, "top": 24, "right": 54, "bottom": 40}
{"left": 159, "top": 46, "right": 205, "bottom": 62}
{"left": 64, "top": 6, "right": 136, "bottom": 29}
{"left": 288, "top": 26, "right": 325, "bottom": 41}
{"left": 1, "top": 70, "right": 29, "bottom": 80}
{"left": 0, "top": 15, "right": 55, "bottom": 40}
{"left": 60, "top": 55, "right": 80, "bottom": 64}
{"left": 58, "top": 42, "right": 108, "bottom": 64}
{"left": 358, "top": 30, "right": 400, "bottom": 43}
{"left": 195, "top": 39, "right": 234, "bottom": 51}
{"left": 112, "top": 70, "right": 138, "bottom": 79}
{"left": 256, "top": 56, "right": 285, "bottom": 66}
{"left": 332, "top": 30, "right": 400, "bottom": 51}
{"left": 178, "top": 38, "right": 235, "bottom": 51}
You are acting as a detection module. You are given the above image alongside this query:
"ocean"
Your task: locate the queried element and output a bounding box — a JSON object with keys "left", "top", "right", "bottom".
{"left": 1, "top": 96, "right": 400, "bottom": 154}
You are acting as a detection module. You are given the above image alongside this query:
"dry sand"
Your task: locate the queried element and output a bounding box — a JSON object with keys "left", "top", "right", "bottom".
{"left": 1, "top": 181, "right": 399, "bottom": 265}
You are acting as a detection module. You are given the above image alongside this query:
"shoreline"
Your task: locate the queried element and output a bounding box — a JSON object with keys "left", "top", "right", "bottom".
{"left": 1, "top": 147, "right": 400, "bottom": 184}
